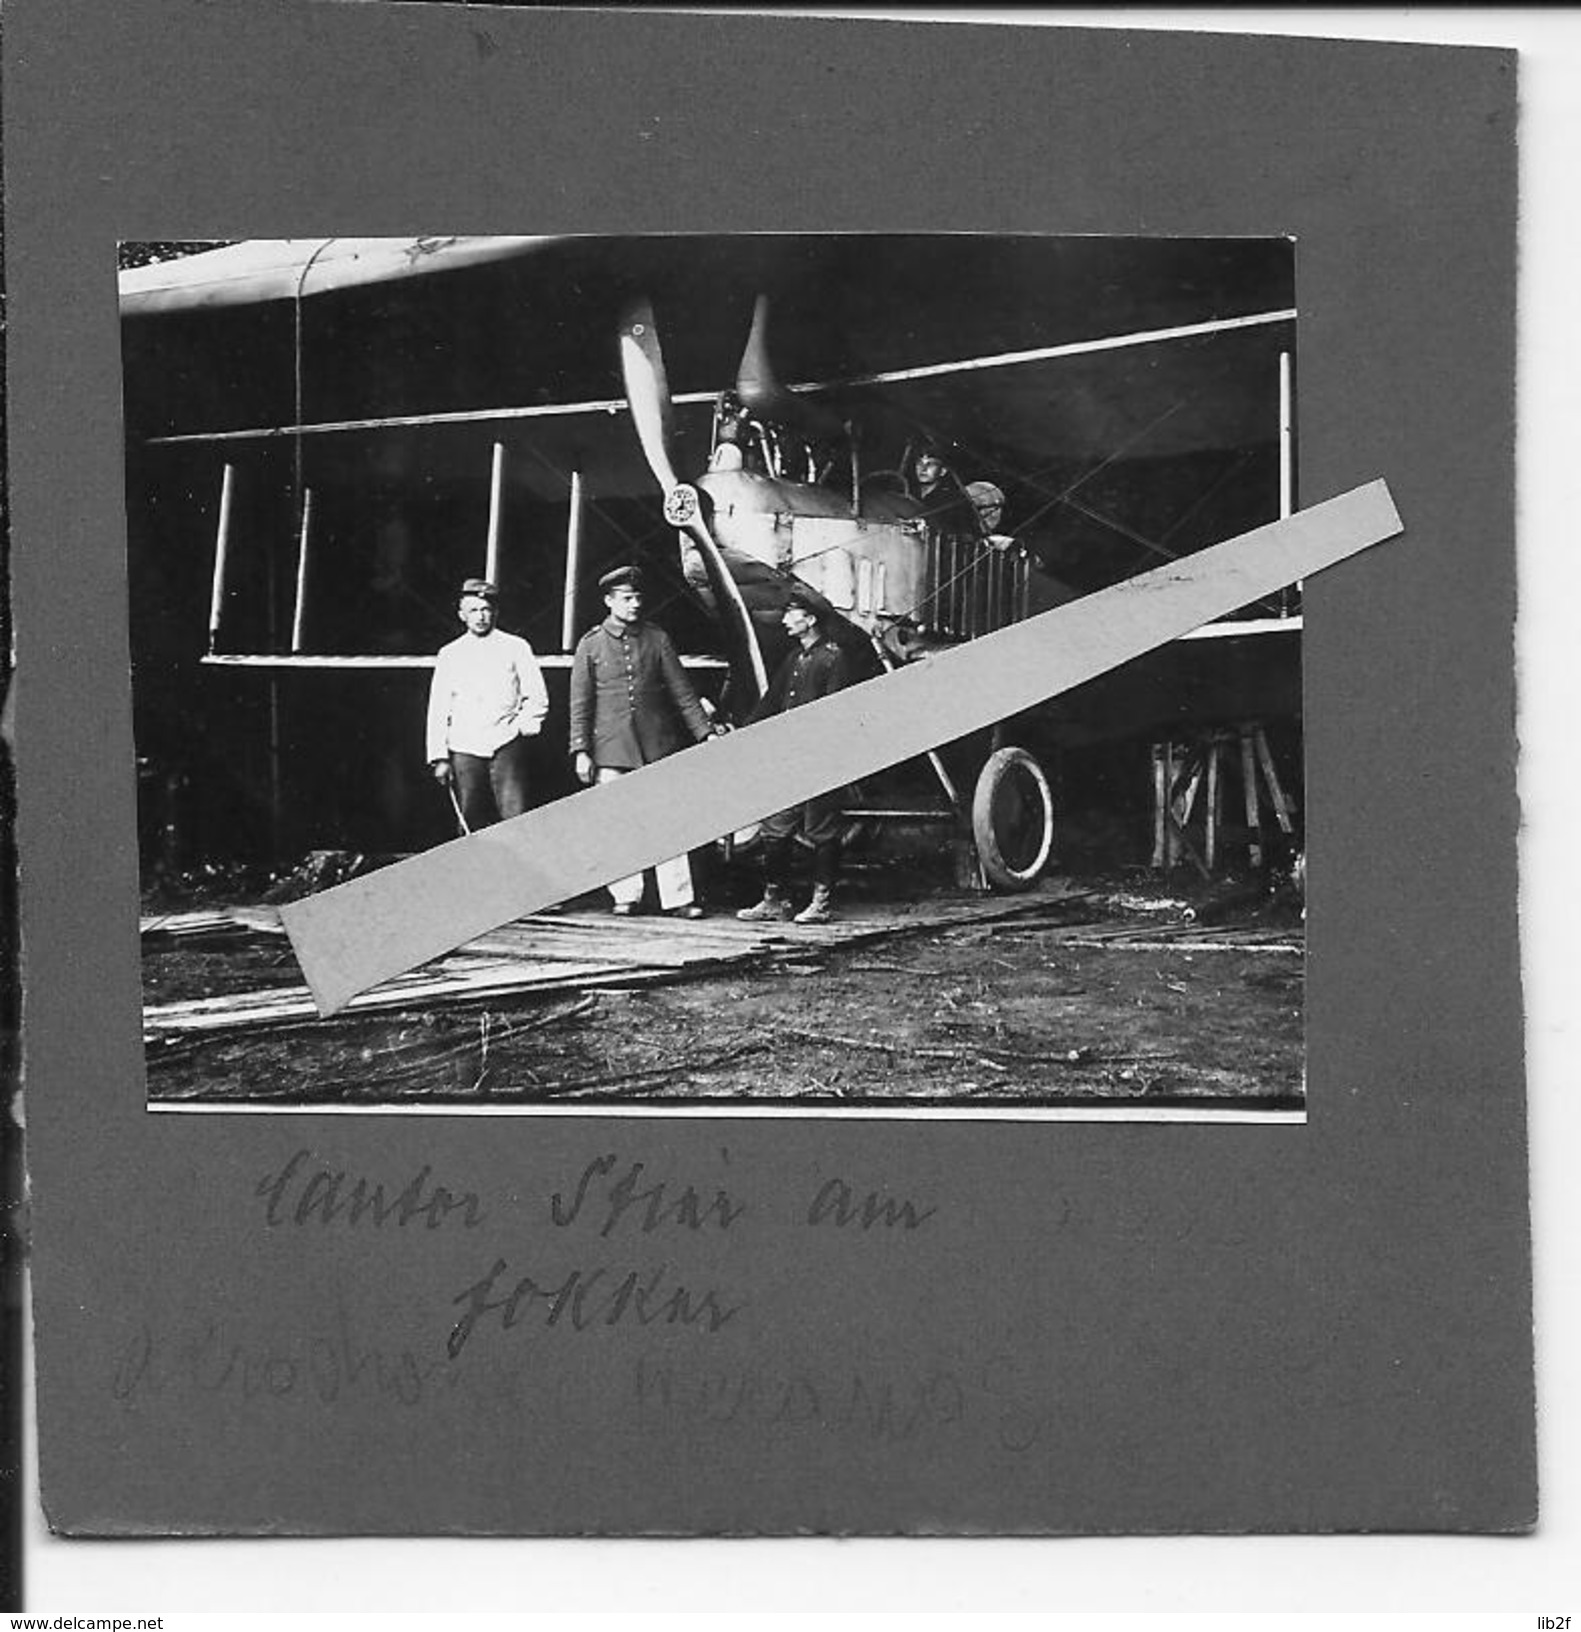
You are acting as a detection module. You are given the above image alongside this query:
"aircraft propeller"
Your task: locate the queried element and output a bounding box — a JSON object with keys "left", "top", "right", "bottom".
{"left": 617, "top": 298, "right": 769, "bottom": 704}
{"left": 735, "top": 294, "right": 846, "bottom": 443}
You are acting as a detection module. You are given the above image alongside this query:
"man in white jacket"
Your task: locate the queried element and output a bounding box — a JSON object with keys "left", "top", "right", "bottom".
{"left": 425, "top": 578, "right": 549, "bottom": 830}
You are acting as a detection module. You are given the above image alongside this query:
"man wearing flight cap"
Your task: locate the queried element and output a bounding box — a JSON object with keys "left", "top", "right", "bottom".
{"left": 426, "top": 578, "right": 550, "bottom": 831}
{"left": 737, "top": 589, "right": 851, "bottom": 925}
{"left": 569, "top": 565, "right": 721, "bottom": 917}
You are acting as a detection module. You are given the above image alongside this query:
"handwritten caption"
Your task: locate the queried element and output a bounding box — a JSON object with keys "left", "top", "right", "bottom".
{"left": 112, "top": 1307, "right": 450, "bottom": 1409}
{"left": 241, "top": 1145, "right": 936, "bottom": 1366}
{"left": 111, "top": 1145, "right": 1045, "bottom": 1449}
{"left": 444, "top": 1151, "right": 934, "bottom": 1359}
{"left": 634, "top": 1354, "right": 1042, "bottom": 1452}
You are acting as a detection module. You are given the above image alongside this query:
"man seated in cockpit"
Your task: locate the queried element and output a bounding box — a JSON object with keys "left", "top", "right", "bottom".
{"left": 908, "top": 440, "right": 979, "bottom": 539}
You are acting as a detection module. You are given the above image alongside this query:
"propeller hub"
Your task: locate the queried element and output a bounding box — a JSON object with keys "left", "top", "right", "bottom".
{"left": 663, "top": 483, "right": 701, "bottom": 527}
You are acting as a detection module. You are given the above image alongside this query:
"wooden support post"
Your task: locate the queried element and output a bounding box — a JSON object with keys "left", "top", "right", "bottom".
{"left": 207, "top": 462, "right": 235, "bottom": 654}
{"left": 1205, "top": 735, "right": 1222, "bottom": 871}
{"left": 1254, "top": 727, "right": 1298, "bottom": 834}
{"left": 1240, "top": 725, "right": 1263, "bottom": 869}
{"left": 1164, "top": 742, "right": 1180, "bottom": 869}
{"left": 561, "top": 469, "right": 585, "bottom": 651}
{"left": 1160, "top": 734, "right": 1212, "bottom": 882}
{"left": 486, "top": 441, "right": 506, "bottom": 585}
{"left": 1152, "top": 742, "right": 1168, "bottom": 869}
{"left": 1177, "top": 750, "right": 1204, "bottom": 829}
{"left": 1173, "top": 742, "right": 1211, "bottom": 879}
{"left": 290, "top": 488, "right": 314, "bottom": 654}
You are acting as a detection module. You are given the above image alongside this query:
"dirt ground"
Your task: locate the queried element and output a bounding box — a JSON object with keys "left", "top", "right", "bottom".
{"left": 141, "top": 860, "right": 1304, "bottom": 1110}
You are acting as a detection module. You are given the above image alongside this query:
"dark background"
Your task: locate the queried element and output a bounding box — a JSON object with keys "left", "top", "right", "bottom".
{"left": 2, "top": 0, "right": 1536, "bottom": 1584}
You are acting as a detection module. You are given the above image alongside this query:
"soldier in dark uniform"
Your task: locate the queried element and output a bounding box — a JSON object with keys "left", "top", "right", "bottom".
{"left": 568, "top": 566, "right": 719, "bottom": 916}
{"left": 737, "top": 591, "right": 851, "bottom": 925}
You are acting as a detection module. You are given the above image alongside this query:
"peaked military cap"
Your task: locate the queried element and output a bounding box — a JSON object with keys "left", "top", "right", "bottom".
{"left": 783, "top": 587, "right": 827, "bottom": 618}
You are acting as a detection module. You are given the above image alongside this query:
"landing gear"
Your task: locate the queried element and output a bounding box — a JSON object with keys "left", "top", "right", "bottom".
{"left": 970, "top": 746, "right": 1055, "bottom": 891}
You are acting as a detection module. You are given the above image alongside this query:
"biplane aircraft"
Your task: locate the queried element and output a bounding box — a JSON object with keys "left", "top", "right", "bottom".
{"left": 118, "top": 234, "right": 1300, "bottom": 887}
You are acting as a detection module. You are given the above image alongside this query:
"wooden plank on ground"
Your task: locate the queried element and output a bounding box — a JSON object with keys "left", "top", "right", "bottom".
{"left": 144, "top": 957, "right": 645, "bottom": 1035}
{"left": 144, "top": 887, "right": 1092, "bottom": 1041}
{"left": 1063, "top": 936, "right": 1301, "bottom": 954}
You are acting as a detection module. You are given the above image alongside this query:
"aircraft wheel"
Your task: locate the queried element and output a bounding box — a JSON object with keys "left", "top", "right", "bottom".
{"left": 971, "top": 747, "right": 1055, "bottom": 891}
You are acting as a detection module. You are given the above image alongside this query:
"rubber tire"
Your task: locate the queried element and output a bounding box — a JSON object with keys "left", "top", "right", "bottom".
{"left": 971, "top": 746, "right": 1055, "bottom": 891}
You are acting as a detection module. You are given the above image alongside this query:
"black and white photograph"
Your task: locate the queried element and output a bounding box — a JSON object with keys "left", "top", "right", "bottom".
{"left": 127, "top": 232, "right": 1307, "bottom": 1115}
{"left": 10, "top": 0, "right": 1554, "bottom": 1591}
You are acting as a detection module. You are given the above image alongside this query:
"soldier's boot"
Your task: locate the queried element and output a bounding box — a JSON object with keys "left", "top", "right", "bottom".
{"left": 793, "top": 884, "right": 835, "bottom": 924}
{"left": 737, "top": 884, "right": 794, "bottom": 922}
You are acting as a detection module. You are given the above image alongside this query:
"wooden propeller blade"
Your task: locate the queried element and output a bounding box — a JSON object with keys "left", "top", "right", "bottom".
{"left": 618, "top": 297, "right": 768, "bottom": 703}
{"left": 736, "top": 293, "right": 845, "bottom": 440}
{"left": 678, "top": 507, "right": 770, "bottom": 703}
{"left": 617, "top": 298, "right": 680, "bottom": 494}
